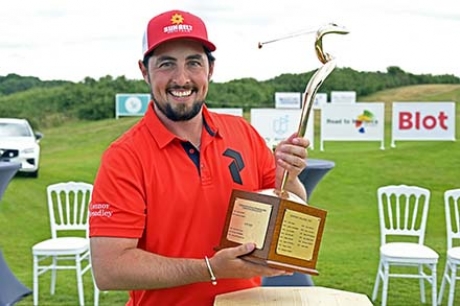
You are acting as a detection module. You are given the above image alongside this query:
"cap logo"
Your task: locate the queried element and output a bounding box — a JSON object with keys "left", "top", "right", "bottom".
{"left": 164, "top": 13, "right": 193, "bottom": 34}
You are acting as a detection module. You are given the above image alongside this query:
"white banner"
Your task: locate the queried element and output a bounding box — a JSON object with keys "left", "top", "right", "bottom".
{"left": 250, "top": 108, "right": 314, "bottom": 150}
{"left": 209, "top": 108, "right": 243, "bottom": 116}
{"left": 302, "top": 92, "right": 328, "bottom": 110}
{"left": 314, "top": 93, "right": 328, "bottom": 109}
{"left": 391, "top": 102, "right": 456, "bottom": 147}
{"left": 320, "top": 103, "right": 385, "bottom": 150}
{"left": 330, "top": 91, "right": 356, "bottom": 104}
{"left": 275, "top": 92, "right": 301, "bottom": 109}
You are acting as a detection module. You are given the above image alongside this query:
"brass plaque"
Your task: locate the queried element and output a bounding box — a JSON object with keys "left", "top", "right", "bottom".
{"left": 276, "top": 209, "right": 320, "bottom": 260}
{"left": 226, "top": 197, "right": 273, "bottom": 249}
{"left": 216, "top": 189, "right": 327, "bottom": 275}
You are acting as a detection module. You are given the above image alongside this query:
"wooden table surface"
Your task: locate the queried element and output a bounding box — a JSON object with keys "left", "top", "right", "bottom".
{"left": 214, "top": 286, "right": 373, "bottom": 306}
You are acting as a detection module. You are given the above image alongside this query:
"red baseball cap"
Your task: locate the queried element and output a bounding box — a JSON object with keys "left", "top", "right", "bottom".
{"left": 142, "top": 10, "right": 216, "bottom": 57}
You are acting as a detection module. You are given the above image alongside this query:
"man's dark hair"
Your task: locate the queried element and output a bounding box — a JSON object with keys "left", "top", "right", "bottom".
{"left": 142, "top": 47, "right": 215, "bottom": 68}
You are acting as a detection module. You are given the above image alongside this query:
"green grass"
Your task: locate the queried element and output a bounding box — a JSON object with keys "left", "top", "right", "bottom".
{"left": 1, "top": 84, "right": 459, "bottom": 305}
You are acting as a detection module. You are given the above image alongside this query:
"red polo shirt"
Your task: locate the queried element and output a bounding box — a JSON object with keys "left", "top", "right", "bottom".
{"left": 89, "top": 103, "right": 276, "bottom": 305}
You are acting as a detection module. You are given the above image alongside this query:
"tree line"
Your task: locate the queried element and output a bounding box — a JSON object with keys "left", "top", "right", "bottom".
{"left": 0, "top": 66, "right": 459, "bottom": 129}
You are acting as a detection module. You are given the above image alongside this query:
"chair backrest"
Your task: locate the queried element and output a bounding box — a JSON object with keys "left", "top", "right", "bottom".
{"left": 377, "top": 185, "right": 431, "bottom": 245}
{"left": 444, "top": 188, "right": 460, "bottom": 250}
{"left": 47, "top": 181, "right": 93, "bottom": 239}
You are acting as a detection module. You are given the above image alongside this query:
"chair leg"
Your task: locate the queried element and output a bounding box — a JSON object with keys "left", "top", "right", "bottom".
{"left": 50, "top": 256, "right": 57, "bottom": 295}
{"left": 439, "top": 262, "right": 449, "bottom": 305}
{"left": 419, "top": 265, "right": 426, "bottom": 303}
{"left": 431, "top": 264, "right": 437, "bottom": 306}
{"left": 372, "top": 261, "right": 382, "bottom": 301}
{"left": 76, "top": 256, "right": 85, "bottom": 306}
{"left": 92, "top": 268, "right": 100, "bottom": 306}
{"left": 381, "top": 263, "right": 389, "bottom": 306}
{"left": 448, "top": 263, "right": 457, "bottom": 306}
{"left": 94, "top": 283, "right": 100, "bottom": 306}
{"left": 33, "top": 255, "right": 39, "bottom": 306}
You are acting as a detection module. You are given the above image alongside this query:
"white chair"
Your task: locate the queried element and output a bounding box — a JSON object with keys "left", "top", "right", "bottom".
{"left": 32, "top": 181, "right": 96, "bottom": 306}
{"left": 372, "top": 185, "right": 439, "bottom": 306}
{"left": 438, "top": 188, "right": 460, "bottom": 306}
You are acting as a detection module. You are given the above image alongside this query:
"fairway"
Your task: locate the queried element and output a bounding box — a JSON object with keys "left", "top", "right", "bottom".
{"left": 1, "top": 85, "right": 459, "bottom": 305}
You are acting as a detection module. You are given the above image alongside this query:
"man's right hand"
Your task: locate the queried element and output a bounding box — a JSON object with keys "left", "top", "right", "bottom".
{"left": 209, "top": 243, "right": 292, "bottom": 280}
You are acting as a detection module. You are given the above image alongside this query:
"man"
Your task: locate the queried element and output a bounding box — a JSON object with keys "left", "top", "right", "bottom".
{"left": 89, "top": 9, "right": 310, "bottom": 305}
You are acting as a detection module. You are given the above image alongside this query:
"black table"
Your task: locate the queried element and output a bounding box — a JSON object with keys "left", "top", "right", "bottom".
{"left": 298, "top": 158, "right": 336, "bottom": 202}
{"left": 0, "top": 162, "right": 20, "bottom": 201}
{"left": 0, "top": 161, "right": 32, "bottom": 305}
{"left": 262, "top": 158, "right": 335, "bottom": 287}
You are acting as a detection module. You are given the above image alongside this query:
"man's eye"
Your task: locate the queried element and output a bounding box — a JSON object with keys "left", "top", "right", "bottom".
{"left": 188, "top": 60, "right": 202, "bottom": 67}
{"left": 159, "top": 62, "right": 174, "bottom": 68}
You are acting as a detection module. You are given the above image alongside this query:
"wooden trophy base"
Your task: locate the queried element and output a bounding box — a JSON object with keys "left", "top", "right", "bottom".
{"left": 216, "top": 189, "right": 327, "bottom": 275}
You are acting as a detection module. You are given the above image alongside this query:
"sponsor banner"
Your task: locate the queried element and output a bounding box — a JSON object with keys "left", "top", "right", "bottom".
{"left": 314, "top": 93, "right": 328, "bottom": 109}
{"left": 330, "top": 91, "right": 356, "bottom": 104}
{"left": 209, "top": 108, "right": 243, "bottom": 116}
{"left": 115, "top": 93, "right": 150, "bottom": 118}
{"left": 250, "top": 108, "right": 314, "bottom": 149}
{"left": 320, "top": 103, "right": 385, "bottom": 150}
{"left": 302, "top": 92, "right": 328, "bottom": 110}
{"left": 391, "top": 102, "right": 456, "bottom": 147}
{"left": 275, "top": 92, "right": 301, "bottom": 109}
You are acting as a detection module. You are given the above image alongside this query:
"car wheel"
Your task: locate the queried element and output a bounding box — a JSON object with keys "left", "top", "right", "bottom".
{"left": 29, "top": 169, "right": 39, "bottom": 178}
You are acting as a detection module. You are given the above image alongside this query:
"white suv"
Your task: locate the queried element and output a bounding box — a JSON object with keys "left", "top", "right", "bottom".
{"left": 0, "top": 118, "right": 42, "bottom": 178}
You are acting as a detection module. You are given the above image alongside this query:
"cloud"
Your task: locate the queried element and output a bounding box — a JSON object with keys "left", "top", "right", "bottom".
{"left": 1, "top": 0, "right": 459, "bottom": 82}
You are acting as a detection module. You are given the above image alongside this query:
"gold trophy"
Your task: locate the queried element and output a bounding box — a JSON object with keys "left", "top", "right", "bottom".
{"left": 216, "top": 23, "right": 349, "bottom": 275}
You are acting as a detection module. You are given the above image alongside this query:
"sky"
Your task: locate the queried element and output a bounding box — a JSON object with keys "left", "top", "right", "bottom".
{"left": 1, "top": 0, "right": 459, "bottom": 83}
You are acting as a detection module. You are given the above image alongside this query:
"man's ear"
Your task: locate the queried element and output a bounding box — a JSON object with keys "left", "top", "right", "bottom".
{"left": 138, "top": 60, "right": 150, "bottom": 85}
{"left": 208, "top": 63, "right": 214, "bottom": 81}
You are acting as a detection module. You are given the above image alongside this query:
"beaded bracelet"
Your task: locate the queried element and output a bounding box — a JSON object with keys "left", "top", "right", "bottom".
{"left": 204, "top": 256, "right": 217, "bottom": 285}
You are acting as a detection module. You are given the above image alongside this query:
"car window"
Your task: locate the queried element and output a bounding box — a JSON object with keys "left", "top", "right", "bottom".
{"left": 0, "top": 122, "right": 32, "bottom": 137}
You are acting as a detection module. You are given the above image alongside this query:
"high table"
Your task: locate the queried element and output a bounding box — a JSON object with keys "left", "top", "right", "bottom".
{"left": 0, "top": 161, "right": 33, "bottom": 305}
{"left": 0, "top": 162, "right": 20, "bottom": 201}
{"left": 262, "top": 158, "right": 335, "bottom": 287}
{"left": 298, "top": 158, "right": 336, "bottom": 202}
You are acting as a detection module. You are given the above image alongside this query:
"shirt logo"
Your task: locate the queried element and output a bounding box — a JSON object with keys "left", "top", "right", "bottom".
{"left": 223, "top": 149, "right": 245, "bottom": 185}
{"left": 164, "top": 13, "right": 193, "bottom": 34}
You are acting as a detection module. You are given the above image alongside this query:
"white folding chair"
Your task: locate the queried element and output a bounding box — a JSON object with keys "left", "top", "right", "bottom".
{"left": 438, "top": 188, "right": 460, "bottom": 306}
{"left": 372, "top": 185, "right": 439, "bottom": 306}
{"left": 32, "top": 181, "right": 96, "bottom": 306}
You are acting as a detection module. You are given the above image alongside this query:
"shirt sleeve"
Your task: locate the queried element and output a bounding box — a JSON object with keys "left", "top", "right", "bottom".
{"left": 89, "top": 143, "right": 147, "bottom": 238}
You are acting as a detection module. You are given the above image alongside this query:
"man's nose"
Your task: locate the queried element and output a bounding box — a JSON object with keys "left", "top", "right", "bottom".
{"left": 172, "top": 65, "right": 191, "bottom": 85}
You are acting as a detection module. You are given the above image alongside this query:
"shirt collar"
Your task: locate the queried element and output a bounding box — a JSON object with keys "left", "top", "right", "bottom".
{"left": 144, "top": 101, "right": 220, "bottom": 149}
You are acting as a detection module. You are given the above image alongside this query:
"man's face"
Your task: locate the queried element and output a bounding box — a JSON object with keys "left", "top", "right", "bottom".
{"left": 143, "top": 39, "right": 213, "bottom": 121}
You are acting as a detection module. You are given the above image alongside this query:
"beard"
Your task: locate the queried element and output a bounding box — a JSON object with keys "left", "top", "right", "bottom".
{"left": 152, "top": 93, "right": 204, "bottom": 122}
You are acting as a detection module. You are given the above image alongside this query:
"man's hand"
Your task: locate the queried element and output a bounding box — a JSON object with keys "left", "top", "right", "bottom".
{"left": 274, "top": 133, "right": 310, "bottom": 178}
{"left": 210, "top": 243, "right": 292, "bottom": 279}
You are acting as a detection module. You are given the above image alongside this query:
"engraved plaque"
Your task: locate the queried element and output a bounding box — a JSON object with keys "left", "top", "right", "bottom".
{"left": 216, "top": 189, "right": 327, "bottom": 275}
{"left": 276, "top": 209, "right": 320, "bottom": 260}
{"left": 226, "top": 198, "right": 273, "bottom": 248}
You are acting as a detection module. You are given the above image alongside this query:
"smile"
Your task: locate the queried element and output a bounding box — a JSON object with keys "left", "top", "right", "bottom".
{"left": 170, "top": 90, "right": 192, "bottom": 97}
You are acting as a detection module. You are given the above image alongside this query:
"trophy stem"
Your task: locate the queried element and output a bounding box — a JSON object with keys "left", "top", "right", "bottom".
{"left": 279, "top": 24, "right": 349, "bottom": 194}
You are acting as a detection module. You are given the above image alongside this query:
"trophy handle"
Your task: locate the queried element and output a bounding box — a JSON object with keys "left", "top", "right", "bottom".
{"left": 279, "top": 23, "right": 349, "bottom": 193}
